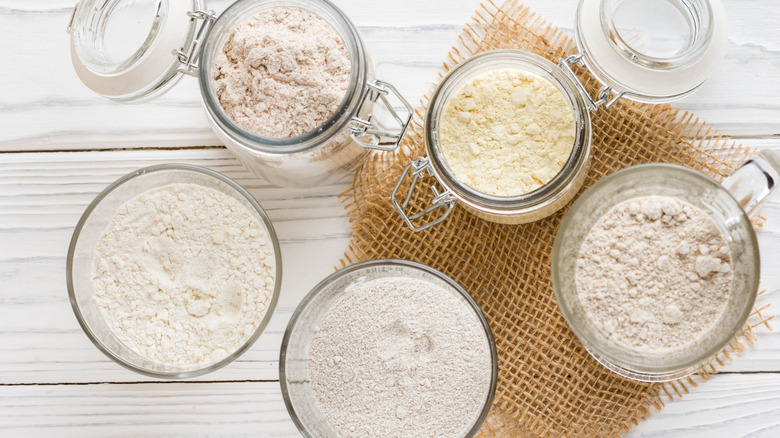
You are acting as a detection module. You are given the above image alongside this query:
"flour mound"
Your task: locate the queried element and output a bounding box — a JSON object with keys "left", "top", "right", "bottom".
{"left": 308, "top": 276, "right": 492, "bottom": 438}
{"left": 576, "top": 195, "right": 733, "bottom": 352}
{"left": 439, "top": 68, "right": 576, "bottom": 196}
{"left": 213, "top": 7, "right": 351, "bottom": 138}
{"left": 92, "top": 183, "right": 276, "bottom": 367}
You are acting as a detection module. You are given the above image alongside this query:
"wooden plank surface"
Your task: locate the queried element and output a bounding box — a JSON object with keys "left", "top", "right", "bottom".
{"left": 2, "top": 0, "right": 780, "bottom": 150}
{"left": 0, "top": 149, "right": 352, "bottom": 384}
{"left": 1, "top": 374, "right": 779, "bottom": 437}
{"left": 1, "top": 147, "right": 779, "bottom": 385}
{"left": 2, "top": 0, "right": 780, "bottom": 436}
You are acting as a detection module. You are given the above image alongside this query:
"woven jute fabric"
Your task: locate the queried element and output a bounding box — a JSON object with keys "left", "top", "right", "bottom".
{"left": 339, "top": 1, "right": 774, "bottom": 436}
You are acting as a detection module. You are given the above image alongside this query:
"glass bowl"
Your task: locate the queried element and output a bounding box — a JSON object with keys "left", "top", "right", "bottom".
{"left": 279, "top": 259, "right": 498, "bottom": 437}
{"left": 66, "top": 164, "right": 282, "bottom": 379}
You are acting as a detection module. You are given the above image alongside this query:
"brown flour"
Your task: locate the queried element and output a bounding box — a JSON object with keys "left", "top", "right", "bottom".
{"left": 308, "top": 277, "right": 492, "bottom": 438}
{"left": 576, "top": 196, "right": 733, "bottom": 352}
{"left": 212, "top": 7, "right": 351, "bottom": 138}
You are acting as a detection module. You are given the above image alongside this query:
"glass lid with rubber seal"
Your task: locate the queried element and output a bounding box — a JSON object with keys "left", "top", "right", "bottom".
{"left": 68, "top": 0, "right": 215, "bottom": 103}
{"left": 568, "top": 0, "right": 729, "bottom": 106}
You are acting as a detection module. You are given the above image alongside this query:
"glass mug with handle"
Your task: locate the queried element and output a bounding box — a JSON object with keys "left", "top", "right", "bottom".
{"left": 552, "top": 150, "right": 780, "bottom": 381}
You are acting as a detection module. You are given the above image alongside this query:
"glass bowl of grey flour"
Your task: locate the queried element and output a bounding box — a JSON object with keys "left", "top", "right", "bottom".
{"left": 552, "top": 150, "right": 780, "bottom": 382}
{"left": 67, "top": 164, "right": 282, "bottom": 378}
{"left": 280, "top": 259, "right": 497, "bottom": 438}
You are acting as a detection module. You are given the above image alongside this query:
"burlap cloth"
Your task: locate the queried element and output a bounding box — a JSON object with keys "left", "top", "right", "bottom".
{"left": 338, "top": 1, "right": 774, "bottom": 436}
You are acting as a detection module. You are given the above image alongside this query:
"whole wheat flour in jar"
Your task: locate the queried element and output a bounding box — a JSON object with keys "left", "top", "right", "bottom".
{"left": 308, "top": 276, "right": 492, "bottom": 438}
{"left": 439, "top": 68, "right": 575, "bottom": 196}
{"left": 92, "top": 183, "right": 276, "bottom": 368}
{"left": 212, "top": 7, "right": 351, "bottom": 138}
{"left": 576, "top": 195, "right": 733, "bottom": 353}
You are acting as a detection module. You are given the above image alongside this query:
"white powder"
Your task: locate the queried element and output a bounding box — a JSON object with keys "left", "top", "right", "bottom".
{"left": 92, "top": 183, "right": 276, "bottom": 367}
{"left": 439, "top": 68, "right": 576, "bottom": 196}
{"left": 576, "top": 195, "right": 733, "bottom": 352}
{"left": 213, "top": 7, "right": 351, "bottom": 138}
{"left": 308, "top": 276, "right": 492, "bottom": 438}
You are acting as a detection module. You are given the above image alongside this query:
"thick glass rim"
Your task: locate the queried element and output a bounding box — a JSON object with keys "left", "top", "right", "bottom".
{"left": 66, "top": 164, "right": 283, "bottom": 379}
{"left": 425, "top": 49, "right": 592, "bottom": 215}
{"left": 552, "top": 163, "right": 760, "bottom": 377}
{"left": 198, "top": 0, "right": 368, "bottom": 154}
{"left": 279, "top": 259, "right": 498, "bottom": 438}
{"left": 70, "top": 0, "right": 205, "bottom": 102}
{"left": 574, "top": 0, "right": 723, "bottom": 103}
{"left": 599, "top": 0, "right": 714, "bottom": 71}
{"left": 72, "top": 0, "right": 166, "bottom": 75}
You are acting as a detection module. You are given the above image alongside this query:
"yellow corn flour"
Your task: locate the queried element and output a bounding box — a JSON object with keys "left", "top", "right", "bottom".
{"left": 438, "top": 69, "right": 576, "bottom": 196}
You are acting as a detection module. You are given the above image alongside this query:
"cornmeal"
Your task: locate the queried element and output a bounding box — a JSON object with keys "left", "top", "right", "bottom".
{"left": 438, "top": 69, "right": 576, "bottom": 196}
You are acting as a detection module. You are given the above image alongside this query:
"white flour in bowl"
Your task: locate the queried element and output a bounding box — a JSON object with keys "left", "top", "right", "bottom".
{"left": 308, "top": 276, "right": 492, "bottom": 438}
{"left": 576, "top": 195, "right": 733, "bottom": 352}
{"left": 92, "top": 183, "right": 276, "bottom": 367}
{"left": 213, "top": 7, "right": 351, "bottom": 138}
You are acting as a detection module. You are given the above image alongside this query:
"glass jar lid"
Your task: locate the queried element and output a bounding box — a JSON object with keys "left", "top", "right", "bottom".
{"left": 68, "top": 0, "right": 212, "bottom": 102}
{"left": 573, "top": 0, "right": 728, "bottom": 104}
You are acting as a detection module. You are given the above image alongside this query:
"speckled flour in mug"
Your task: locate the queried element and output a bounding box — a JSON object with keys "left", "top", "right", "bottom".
{"left": 308, "top": 276, "right": 492, "bottom": 438}
{"left": 576, "top": 195, "right": 733, "bottom": 353}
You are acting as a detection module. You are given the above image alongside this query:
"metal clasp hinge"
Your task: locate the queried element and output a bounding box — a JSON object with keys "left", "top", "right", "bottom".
{"left": 350, "top": 80, "right": 413, "bottom": 152}
{"left": 66, "top": 2, "right": 79, "bottom": 34}
{"left": 559, "top": 53, "right": 625, "bottom": 111}
{"left": 392, "top": 157, "right": 456, "bottom": 232}
{"left": 174, "top": 9, "right": 216, "bottom": 76}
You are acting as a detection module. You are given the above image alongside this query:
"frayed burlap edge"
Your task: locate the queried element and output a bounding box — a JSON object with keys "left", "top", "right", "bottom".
{"left": 338, "top": 1, "right": 775, "bottom": 436}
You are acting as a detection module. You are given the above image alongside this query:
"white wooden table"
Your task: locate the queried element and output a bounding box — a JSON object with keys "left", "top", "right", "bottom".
{"left": 2, "top": 0, "right": 779, "bottom": 436}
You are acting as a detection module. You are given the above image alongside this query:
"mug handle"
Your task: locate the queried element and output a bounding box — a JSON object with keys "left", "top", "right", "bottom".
{"left": 722, "top": 149, "right": 780, "bottom": 217}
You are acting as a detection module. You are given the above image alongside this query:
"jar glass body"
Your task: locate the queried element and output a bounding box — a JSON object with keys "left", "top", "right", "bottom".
{"left": 552, "top": 164, "right": 759, "bottom": 381}
{"left": 198, "top": 0, "right": 374, "bottom": 188}
{"left": 415, "top": 50, "right": 592, "bottom": 226}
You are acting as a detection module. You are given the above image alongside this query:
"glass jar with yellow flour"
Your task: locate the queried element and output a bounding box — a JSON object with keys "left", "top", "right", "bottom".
{"left": 393, "top": 0, "right": 728, "bottom": 231}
